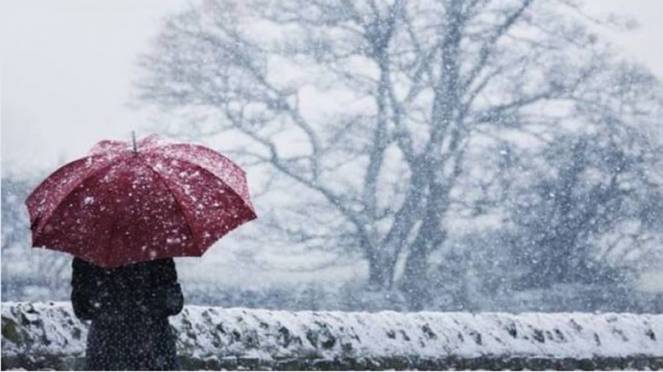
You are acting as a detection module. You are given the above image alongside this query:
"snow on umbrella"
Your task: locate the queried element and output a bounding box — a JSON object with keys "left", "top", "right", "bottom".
{"left": 25, "top": 134, "right": 257, "bottom": 268}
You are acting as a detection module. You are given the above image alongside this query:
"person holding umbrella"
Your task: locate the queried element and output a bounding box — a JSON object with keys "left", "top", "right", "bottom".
{"left": 26, "top": 134, "right": 257, "bottom": 370}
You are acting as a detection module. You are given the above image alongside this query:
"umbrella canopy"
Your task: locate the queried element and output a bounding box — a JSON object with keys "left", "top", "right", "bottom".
{"left": 26, "top": 134, "right": 257, "bottom": 268}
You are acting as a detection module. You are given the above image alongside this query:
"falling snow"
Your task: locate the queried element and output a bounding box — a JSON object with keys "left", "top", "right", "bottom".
{"left": 3, "top": 0, "right": 663, "bottom": 369}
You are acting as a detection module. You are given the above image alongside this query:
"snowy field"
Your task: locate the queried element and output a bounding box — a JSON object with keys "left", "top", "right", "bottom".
{"left": 2, "top": 302, "right": 662, "bottom": 370}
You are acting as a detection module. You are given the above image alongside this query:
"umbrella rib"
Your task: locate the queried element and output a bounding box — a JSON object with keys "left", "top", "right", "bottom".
{"left": 155, "top": 155, "right": 256, "bottom": 216}
{"left": 158, "top": 143, "right": 246, "bottom": 176}
{"left": 106, "top": 195, "right": 122, "bottom": 267}
{"left": 30, "top": 156, "right": 120, "bottom": 236}
{"left": 141, "top": 162, "right": 199, "bottom": 254}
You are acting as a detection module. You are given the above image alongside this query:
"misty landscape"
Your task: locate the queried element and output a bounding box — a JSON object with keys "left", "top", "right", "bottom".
{"left": 2, "top": 0, "right": 663, "bottom": 370}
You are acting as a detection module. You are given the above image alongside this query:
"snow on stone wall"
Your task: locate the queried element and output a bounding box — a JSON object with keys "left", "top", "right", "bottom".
{"left": 2, "top": 301, "right": 662, "bottom": 370}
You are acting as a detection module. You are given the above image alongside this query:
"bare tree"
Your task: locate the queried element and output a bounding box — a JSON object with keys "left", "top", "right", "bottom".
{"left": 2, "top": 176, "right": 71, "bottom": 300}
{"left": 136, "top": 0, "right": 654, "bottom": 309}
{"left": 508, "top": 62, "right": 663, "bottom": 290}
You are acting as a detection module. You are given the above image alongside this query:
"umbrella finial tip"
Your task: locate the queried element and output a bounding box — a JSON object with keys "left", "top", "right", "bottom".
{"left": 132, "top": 131, "right": 138, "bottom": 154}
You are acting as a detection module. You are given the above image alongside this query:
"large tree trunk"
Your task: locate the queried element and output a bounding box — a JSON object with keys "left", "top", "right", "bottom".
{"left": 400, "top": 196, "right": 449, "bottom": 310}
{"left": 367, "top": 250, "right": 394, "bottom": 290}
{"left": 399, "top": 0, "right": 464, "bottom": 310}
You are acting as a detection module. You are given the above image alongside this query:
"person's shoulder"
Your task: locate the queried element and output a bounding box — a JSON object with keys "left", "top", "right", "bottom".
{"left": 148, "top": 257, "right": 176, "bottom": 268}
{"left": 72, "top": 257, "right": 109, "bottom": 274}
{"left": 147, "top": 258, "right": 178, "bottom": 282}
{"left": 71, "top": 257, "right": 109, "bottom": 284}
{"left": 72, "top": 256, "right": 94, "bottom": 269}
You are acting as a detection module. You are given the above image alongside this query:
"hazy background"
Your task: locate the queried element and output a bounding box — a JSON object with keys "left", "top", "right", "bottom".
{"left": 2, "top": 0, "right": 663, "bottom": 312}
{"left": 3, "top": 1, "right": 663, "bottom": 173}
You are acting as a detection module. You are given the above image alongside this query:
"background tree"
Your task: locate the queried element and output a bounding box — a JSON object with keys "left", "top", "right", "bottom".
{"left": 2, "top": 175, "right": 71, "bottom": 300}
{"left": 137, "top": 0, "right": 662, "bottom": 310}
{"left": 504, "top": 62, "right": 663, "bottom": 300}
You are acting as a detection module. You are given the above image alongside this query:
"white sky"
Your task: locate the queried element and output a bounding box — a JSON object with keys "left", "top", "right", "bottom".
{"left": 1, "top": 0, "right": 663, "bottom": 177}
{"left": 1, "top": 0, "right": 186, "bottom": 177}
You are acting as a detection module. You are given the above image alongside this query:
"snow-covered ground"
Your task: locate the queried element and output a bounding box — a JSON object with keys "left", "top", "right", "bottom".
{"left": 2, "top": 302, "right": 662, "bottom": 370}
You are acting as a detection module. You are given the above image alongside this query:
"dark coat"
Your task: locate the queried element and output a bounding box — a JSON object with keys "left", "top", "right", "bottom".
{"left": 71, "top": 257, "right": 184, "bottom": 370}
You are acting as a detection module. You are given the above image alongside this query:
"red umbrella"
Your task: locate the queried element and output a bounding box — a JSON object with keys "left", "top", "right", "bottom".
{"left": 25, "top": 134, "right": 257, "bottom": 268}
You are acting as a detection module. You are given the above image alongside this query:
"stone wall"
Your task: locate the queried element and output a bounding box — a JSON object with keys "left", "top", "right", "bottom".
{"left": 2, "top": 302, "right": 662, "bottom": 370}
